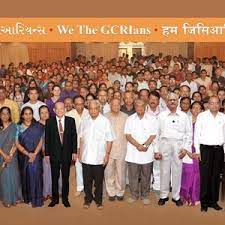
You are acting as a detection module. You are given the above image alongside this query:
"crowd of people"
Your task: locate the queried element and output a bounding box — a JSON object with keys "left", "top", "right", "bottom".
{"left": 0, "top": 53, "right": 225, "bottom": 213}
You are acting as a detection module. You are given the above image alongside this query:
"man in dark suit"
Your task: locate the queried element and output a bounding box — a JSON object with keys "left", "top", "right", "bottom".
{"left": 45, "top": 102, "right": 77, "bottom": 208}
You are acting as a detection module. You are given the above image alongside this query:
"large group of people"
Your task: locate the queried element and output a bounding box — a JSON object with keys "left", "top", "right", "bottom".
{"left": 0, "top": 53, "right": 225, "bottom": 213}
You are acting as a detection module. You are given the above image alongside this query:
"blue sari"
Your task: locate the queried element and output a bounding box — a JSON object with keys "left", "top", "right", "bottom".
{"left": 18, "top": 122, "right": 44, "bottom": 207}
{"left": 0, "top": 123, "right": 23, "bottom": 205}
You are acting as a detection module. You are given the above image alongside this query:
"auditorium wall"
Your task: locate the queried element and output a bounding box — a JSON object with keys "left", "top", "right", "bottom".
{"left": 27, "top": 43, "right": 71, "bottom": 63}
{"left": 73, "top": 42, "right": 119, "bottom": 61}
{"left": 194, "top": 42, "right": 225, "bottom": 61}
{"left": 2, "top": 42, "right": 225, "bottom": 67}
{"left": 0, "top": 43, "right": 29, "bottom": 66}
{"left": 144, "top": 42, "right": 189, "bottom": 58}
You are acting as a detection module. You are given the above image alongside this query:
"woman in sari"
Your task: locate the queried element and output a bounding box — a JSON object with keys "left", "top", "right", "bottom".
{"left": 16, "top": 106, "right": 44, "bottom": 207}
{"left": 180, "top": 101, "right": 203, "bottom": 206}
{"left": 0, "top": 107, "right": 23, "bottom": 207}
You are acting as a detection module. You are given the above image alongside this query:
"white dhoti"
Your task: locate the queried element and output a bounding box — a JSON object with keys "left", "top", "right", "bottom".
{"left": 75, "top": 160, "right": 84, "bottom": 192}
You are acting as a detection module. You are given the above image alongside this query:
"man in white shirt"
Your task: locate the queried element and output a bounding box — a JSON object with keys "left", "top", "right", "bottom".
{"left": 180, "top": 71, "right": 198, "bottom": 96}
{"left": 137, "top": 72, "right": 149, "bottom": 91}
{"left": 120, "top": 67, "right": 133, "bottom": 92}
{"left": 79, "top": 100, "right": 115, "bottom": 209}
{"left": 64, "top": 96, "right": 89, "bottom": 197}
{"left": 125, "top": 99, "right": 157, "bottom": 205}
{"left": 146, "top": 91, "right": 161, "bottom": 194}
{"left": 98, "top": 90, "right": 110, "bottom": 114}
{"left": 194, "top": 96, "right": 225, "bottom": 212}
{"left": 195, "top": 69, "right": 212, "bottom": 90}
{"left": 21, "top": 87, "right": 46, "bottom": 121}
{"left": 108, "top": 65, "right": 121, "bottom": 84}
{"left": 155, "top": 92, "right": 192, "bottom": 207}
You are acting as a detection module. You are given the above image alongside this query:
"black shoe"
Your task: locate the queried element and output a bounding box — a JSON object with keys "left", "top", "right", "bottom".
{"left": 117, "top": 196, "right": 124, "bottom": 201}
{"left": 172, "top": 198, "right": 183, "bottom": 207}
{"left": 201, "top": 206, "right": 208, "bottom": 212}
{"left": 210, "top": 203, "right": 223, "bottom": 211}
{"left": 158, "top": 197, "right": 169, "bottom": 206}
{"left": 63, "top": 200, "right": 71, "bottom": 208}
{"left": 108, "top": 196, "right": 116, "bottom": 201}
{"left": 48, "top": 200, "right": 59, "bottom": 207}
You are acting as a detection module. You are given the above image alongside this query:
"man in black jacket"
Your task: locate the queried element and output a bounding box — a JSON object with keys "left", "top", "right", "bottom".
{"left": 45, "top": 102, "right": 77, "bottom": 208}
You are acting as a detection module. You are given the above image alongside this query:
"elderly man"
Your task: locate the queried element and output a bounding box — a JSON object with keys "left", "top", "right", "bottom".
{"left": 45, "top": 102, "right": 77, "bottom": 208}
{"left": 120, "top": 91, "right": 136, "bottom": 116}
{"left": 105, "top": 98, "right": 128, "bottom": 201}
{"left": 125, "top": 99, "right": 157, "bottom": 205}
{"left": 194, "top": 96, "right": 225, "bottom": 212}
{"left": 98, "top": 90, "right": 110, "bottom": 114}
{"left": 79, "top": 100, "right": 115, "bottom": 209}
{"left": 155, "top": 92, "right": 192, "bottom": 207}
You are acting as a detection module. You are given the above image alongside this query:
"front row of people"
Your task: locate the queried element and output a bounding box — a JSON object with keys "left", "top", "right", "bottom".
{"left": 0, "top": 94, "right": 224, "bottom": 213}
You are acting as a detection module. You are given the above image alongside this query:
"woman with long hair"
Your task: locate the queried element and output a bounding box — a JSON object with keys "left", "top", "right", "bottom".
{"left": 16, "top": 107, "right": 44, "bottom": 207}
{"left": 9, "top": 83, "right": 25, "bottom": 109}
{"left": 0, "top": 107, "right": 23, "bottom": 207}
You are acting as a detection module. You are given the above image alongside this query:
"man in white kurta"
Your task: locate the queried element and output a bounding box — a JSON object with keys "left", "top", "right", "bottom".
{"left": 65, "top": 96, "right": 89, "bottom": 196}
{"left": 125, "top": 99, "right": 157, "bottom": 205}
{"left": 79, "top": 100, "right": 115, "bottom": 209}
{"left": 105, "top": 98, "right": 128, "bottom": 201}
{"left": 155, "top": 93, "right": 192, "bottom": 207}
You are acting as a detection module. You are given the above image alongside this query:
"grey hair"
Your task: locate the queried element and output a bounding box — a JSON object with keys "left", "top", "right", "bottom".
{"left": 167, "top": 92, "right": 179, "bottom": 101}
{"left": 88, "top": 99, "right": 101, "bottom": 108}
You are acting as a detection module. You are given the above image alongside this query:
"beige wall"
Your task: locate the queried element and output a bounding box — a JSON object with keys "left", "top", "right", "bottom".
{"left": 74, "top": 42, "right": 119, "bottom": 61}
{"left": 144, "top": 42, "right": 188, "bottom": 57}
{"left": 27, "top": 42, "right": 71, "bottom": 63}
{"left": 194, "top": 42, "right": 225, "bottom": 60}
{"left": 7, "top": 42, "right": 225, "bottom": 66}
{"left": 0, "top": 43, "right": 29, "bottom": 66}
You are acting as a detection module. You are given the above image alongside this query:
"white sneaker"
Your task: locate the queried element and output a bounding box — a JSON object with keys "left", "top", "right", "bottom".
{"left": 127, "top": 197, "right": 136, "bottom": 204}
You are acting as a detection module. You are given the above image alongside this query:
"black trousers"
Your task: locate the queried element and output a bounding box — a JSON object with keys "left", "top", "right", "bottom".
{"left": 199, "top": 144, "right": 224, "bottom": 207}
{"left": 82, "top": 163, "right": 105, "bottom": 205}
{"left": 50, "top": 162, "right": 70, "bottom": 202}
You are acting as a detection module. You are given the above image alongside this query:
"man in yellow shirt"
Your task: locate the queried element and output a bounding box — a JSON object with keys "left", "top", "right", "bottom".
{"left": 0, "top": 86, "right": 20, "bottom": 123}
